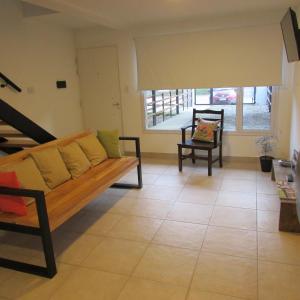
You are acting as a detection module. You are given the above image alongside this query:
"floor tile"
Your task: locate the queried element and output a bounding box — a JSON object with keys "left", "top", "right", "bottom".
{"left": 0, "top": 236, "right": 43, "bottom": 263}
{"left": 220, "top": 179, "right": 256, "bottom": 193}
{"left": 82, "top": 238, "right": 147, "bottom": 275}
{"left": 105, "top": 185, "right": 152, "bottom": 198}
{"left": 153, "top": 174, "right": 188, "bottom": 187}
{"left": 60, "top": 211, "right": 122, "bottom": 235}
{"left": 256, "top": 180, "right": 277, "bottom": 195}
{"left": 84, "top": 212, "right": 123, "bottom": 236}
{"left": 128, "top": 199, "right": 173, "bottom": 218}
{"left": 107, "top": 197, "right": 140, "bottom": 214}
{"left": 0, "top": 263, "right": 75, "bottom": 300}
{"left": 258, "top": 231, "right": 300, "bottom": 265}
{"left": 192, "top": 166, "right": 225, "bottom": 177}
{"left": 192, "top": 252, "right": 257, "bottom": 299}
{"left": 0, "top": 267, "right": 17, "bottom": 286}
{"left": 56, "top": 210, "right": 88, "bottom": 233}
{"left": 153, "top": 220, "right": 207, "bottom": 250}
{"left": 223, "top": 169, "right": 257, "bottom": 181}
{"left": 186, "top": 175, "right": 222, "bottom": 190}
{"left": 107, "top": 216, "right": 162, "bottom": 241}
{"left": 54, "top": 231, "right": 103, "bottom": 265}
{"left": 216, "top": 191, "right": 256, "bottom": 209}
{"left": 258, "top": 261, "right": 300, "bottom": 300}
{"left": 119, "top": 173, "right": 159, "bottom": 185}
{"left": 256, "top": 171, "right": 271, "bottom": 180}
{"left": 51, "top": 267, "right": 128, "bottom": 300}
{"left": 163, "top": 164, "right": 194, "bottom": 176}
{"left": 142, "top": 164, "right": 169, "bottom": 175}
{"left": 117, "top": 278, "right": 187, "bottom": 300}
{"left": 84, "top": 193, "right": 136, "bottom": 213}
{"left": 209, "top": 206, "right": 257, "bottom": 230}
{"left": 167, "top": 202, "right": 213, "bottom": 224}
{"left": 257, "top": 210, "right": 279, "bottom": 232}
{"left": 140, "top": 185, "right": 183, "bottom": 201}
{"left": 187, "top": 289, "right": 244, "bottom": 300}
{"left": 178, "top": 187, "right": 218, "bottom": 205}
{"left": 203, "top": 226, "right": 257, "bottom": 258}
{"left": 257, "top": 194, "right": 280, "bottom": 211}
{"left": 134, "top": 244, "right": 198, "bottom": 287}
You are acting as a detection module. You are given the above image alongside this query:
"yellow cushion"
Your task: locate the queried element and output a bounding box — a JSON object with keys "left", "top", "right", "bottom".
{"left": 0, "top": 157, "right": 51, "bottom": 205}
{"left": 31, "top": 147, "right": 71, "bottom": 189}
{"left": 59, "top": 142, "right": 91, "bottom": 179}
{"left": 76, "top": 134, "right": 107, "bottom": 166}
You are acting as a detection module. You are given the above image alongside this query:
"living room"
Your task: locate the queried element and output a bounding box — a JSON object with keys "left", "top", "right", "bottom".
{"left": 0, "top": 0, "right": 300, "bottom": 299}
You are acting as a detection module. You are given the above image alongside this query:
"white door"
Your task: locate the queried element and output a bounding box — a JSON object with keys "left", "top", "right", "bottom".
{"left": 77, "top": 46, "right": 123, "bottom": 133}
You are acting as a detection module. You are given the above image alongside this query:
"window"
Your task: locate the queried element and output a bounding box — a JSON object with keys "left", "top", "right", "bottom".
{"left": 144, "top": 86, "right": 274, "bottom": 132}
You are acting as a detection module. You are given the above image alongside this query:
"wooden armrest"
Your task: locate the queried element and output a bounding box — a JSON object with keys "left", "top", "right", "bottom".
{"left": 181, "top": 125, "right": 197, "bottom": 143}
{"left": 181, "top": 125, "right": 196, "bottom": 131}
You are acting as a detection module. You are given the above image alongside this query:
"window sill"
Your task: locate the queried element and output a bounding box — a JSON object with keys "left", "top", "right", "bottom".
{"left": 143, "top": 128, "right": 272, "bottom": 136}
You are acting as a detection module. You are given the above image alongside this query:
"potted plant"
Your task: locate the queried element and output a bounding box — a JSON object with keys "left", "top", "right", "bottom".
{"left": 256, "top": 136, "right": 275, "bottom": 172}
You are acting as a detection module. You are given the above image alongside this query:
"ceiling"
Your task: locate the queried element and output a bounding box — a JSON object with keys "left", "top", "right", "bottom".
{"left": 23, "top": 0, "right": 300, "bottom": 29}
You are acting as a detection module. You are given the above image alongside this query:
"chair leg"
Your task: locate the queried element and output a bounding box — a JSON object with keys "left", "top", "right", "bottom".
{"left": 219, "top": 145, "right": 223, "bottom": 168}
{"left": 208, "top": 149, "right": 212, "bottom": 176}
{"left": 192, "top": 149, "right": 196, "bottom": 164}
{"left": 178, "top": 145, "right": 183, "bottom": 172}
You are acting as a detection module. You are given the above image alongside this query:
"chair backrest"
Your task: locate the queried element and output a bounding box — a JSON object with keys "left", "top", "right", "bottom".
{"left": 191, "top": 109, "right": 224, "bottom": 137}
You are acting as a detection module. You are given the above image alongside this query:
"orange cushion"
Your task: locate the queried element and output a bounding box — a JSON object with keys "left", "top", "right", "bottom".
{"left": 0, "top": 172, "right": 27, "bottom": 216}
{"left": 192, "top": 118, "right": 220, "bottom": 142}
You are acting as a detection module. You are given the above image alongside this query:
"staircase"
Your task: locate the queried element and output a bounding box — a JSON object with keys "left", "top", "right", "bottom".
{"left": 0, "top": 98, "right": 56, "bottom": 154}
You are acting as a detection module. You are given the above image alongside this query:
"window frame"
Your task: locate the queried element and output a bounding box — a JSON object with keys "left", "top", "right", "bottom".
{"left": 142, "top": 86, "right": 278, "bottom": 136}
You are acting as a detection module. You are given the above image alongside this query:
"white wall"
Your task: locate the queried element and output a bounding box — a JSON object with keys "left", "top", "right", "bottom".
{"left": 289, "top": 65, "right": 300, "bottom": 156}
{"left": 0, "top": 0, "right": 83, "bottom": 137}
{"left": 76, "top": 24, "right": 292, "bottom": 158}
{"left": 289, "top": 6, "right": 300, "bottom": 158}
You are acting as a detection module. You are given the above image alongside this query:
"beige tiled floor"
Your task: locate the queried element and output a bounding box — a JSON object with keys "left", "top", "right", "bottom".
{"left": 1, "top": 158, "right": 300, "bottom": 299}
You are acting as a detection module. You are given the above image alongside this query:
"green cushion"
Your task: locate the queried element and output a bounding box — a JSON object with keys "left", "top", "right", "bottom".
{"left": 97, "top": 130, "right": 122, "bottom": 158}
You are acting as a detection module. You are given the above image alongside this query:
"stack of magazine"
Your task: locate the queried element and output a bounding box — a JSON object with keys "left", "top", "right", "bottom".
{"left": 277, "top": 180, "right": 296, "bottom": 202}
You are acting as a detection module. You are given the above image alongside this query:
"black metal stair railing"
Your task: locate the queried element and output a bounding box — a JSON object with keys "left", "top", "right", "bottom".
{"left": 0, "top": 73, "right": 22, "bottom": 93}
{"left": 0, "top": 98, "right": 56, "bottom": 152}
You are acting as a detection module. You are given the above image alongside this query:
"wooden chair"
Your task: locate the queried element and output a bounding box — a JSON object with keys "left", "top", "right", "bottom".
{"left": 177, "top": 109, "right": 224, "bottom": 176}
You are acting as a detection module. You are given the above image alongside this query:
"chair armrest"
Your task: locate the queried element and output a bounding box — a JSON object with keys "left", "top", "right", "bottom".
{"left": 181, "top": 125, "right": 196, "bottom": 131}
{"left": 181, "top": 125, "right": 196, "bottom": 143}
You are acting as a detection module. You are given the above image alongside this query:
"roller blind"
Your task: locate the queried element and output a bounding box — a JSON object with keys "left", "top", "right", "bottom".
{"left": 135, "top": 24, "right": 282, "bottom": 90}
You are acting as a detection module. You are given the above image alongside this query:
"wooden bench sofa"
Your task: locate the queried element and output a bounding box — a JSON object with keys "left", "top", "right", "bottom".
{"left": 0, "top": 131, "right": 142, "bottom": 278}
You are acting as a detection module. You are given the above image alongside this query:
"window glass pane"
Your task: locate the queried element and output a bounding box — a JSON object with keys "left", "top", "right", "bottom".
{"left": 211, "top": 88, "right": 237, "bottom": 131}
{"left": 144, "top": 88, "right": 236, "bottom": 130}
{"left": 243, "top": 86, "right": 271, "bottom": 130}
{"left": 144, "top": 89, "right": 193, "bottom": 129}
{"left": 195, "top": 89, "right": 210, "bottom": 104}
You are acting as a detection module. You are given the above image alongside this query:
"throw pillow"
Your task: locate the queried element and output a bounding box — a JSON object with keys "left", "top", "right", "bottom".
{"left": 192, "top": 118, "right": 220, "bottom": 142}
{"left": 97, "top": 129, "right": 122, "bottom": 158}
{"left": 31, "top": 147, "right": 71, "bottom": 189}
{"left": 0, "top": 157, "right": 51, "bottom": 206}
{"left": 76, "top": 134, "right": 107, "bottom": 166}
{"left": 0, "top": 172, "right": 27, "bottom": 216}
{"left": 59, "top": 142, "right": 91, "bottom": 179}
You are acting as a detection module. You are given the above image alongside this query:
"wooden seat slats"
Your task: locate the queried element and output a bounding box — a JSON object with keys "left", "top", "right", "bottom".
{"left": 0, "top": 132, "right": 138, "bottom": 230}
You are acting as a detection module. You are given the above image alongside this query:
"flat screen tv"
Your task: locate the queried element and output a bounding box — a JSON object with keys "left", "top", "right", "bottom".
{"left": 281, "top": 8, "right": 300, "bottom": 62}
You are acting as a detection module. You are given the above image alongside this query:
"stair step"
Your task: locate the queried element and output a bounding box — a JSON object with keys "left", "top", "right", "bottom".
{"left": 0, "top": 120, "right": 7, "bottom": 126}
{"left": 0, "top": 140, "right": 38, "bottom": 148}
{"left": 0, "top": 130, "right": 26, "bottom": 138}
